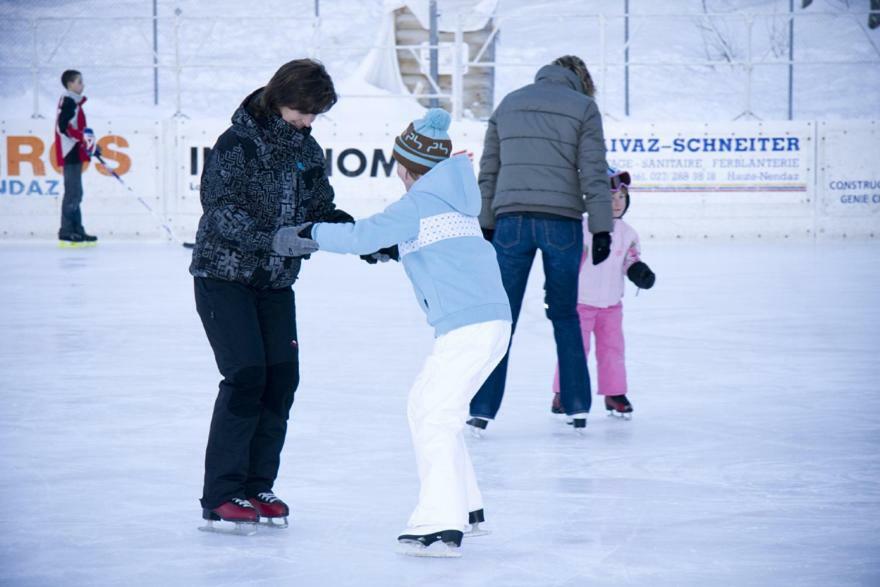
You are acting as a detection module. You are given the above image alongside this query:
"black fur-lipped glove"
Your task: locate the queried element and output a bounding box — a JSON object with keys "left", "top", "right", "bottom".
{"left": 591, "top": 231, "right": 612, "bottom": 265}
{"left": 360, "top": 245, "right": 400, "bottom": 265}
{"left": 481, "top": 228, "right": 495, "bottom": 242}
{"left": 627, "top": 261, "right": 656, "bottom": 289}
{"left": 323, "top": 209, "right": 355, "bottom": 224}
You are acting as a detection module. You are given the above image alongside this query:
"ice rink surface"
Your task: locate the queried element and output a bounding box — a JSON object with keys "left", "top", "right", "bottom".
{"left": 1, "top": 240, "right": 878, "bottom": 586}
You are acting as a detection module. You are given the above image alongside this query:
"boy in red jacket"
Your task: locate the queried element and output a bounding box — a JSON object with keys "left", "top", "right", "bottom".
{"left": 55, "top": 69, "right": 97, "bottom": 244}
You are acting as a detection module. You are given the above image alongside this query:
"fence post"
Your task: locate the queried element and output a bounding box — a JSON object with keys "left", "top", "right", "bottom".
{"left": 30, "top": 19, "right": 43, "bottom": 119}
{"left": 452, "top": 13, "right": 464, "bottom": 120}
{"left": 624, "top": 0, "right": 630, "bottom": 117}
{"left": 788, "top": 0, "right": 794, "bottom": 120}
{"left": 153, "top": 0, "right": 159, "bottom": 106}
{"left": 735, "top": 14, "right": 757, "bottom": 120}
{"left": 172, "top": 9, "right": 186, "bottom": 118}
{"left": 311, "top": 0, "right": 321, "bottom": 58}
{"left": 429, "top": 0, "right": 439, "bottom": 108}
{"left": 599, "top": 13, "right": 607, "bottom": 115}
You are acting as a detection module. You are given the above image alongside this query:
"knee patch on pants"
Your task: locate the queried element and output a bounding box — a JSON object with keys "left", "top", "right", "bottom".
{"left": 263, "top": 361, "right": 299, "bottom": 419}
{"left": 223, "top": 365, "right": 266, "bottom": 418}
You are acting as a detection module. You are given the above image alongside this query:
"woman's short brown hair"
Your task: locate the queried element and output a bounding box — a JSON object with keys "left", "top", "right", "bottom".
{"left": 552, "top": 55, "right": 596, "bottom": 97}
{"left": 254, "top": 59, "right": 337, "bottom": 118}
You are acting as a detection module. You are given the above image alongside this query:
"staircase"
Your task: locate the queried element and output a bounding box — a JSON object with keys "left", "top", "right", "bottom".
{"left": 393, "top": 5, "right": 496, "bottom": 119}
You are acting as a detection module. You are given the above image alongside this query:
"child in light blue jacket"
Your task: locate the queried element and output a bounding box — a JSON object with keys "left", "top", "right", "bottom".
{"left": 310, "top": 109, "right": 511, "bottom": 557}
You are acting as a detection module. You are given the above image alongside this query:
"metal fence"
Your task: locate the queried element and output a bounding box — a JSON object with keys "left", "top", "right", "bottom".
{"left": 1, "top": 7, "right": 878, "bottom": 121}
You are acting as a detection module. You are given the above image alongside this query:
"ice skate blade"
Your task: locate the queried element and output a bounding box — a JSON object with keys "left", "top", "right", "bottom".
{"left": 606, "top": 409, "right": 633, "bottom": 421}
{"left": 468, "top": 426, "right": 483, "bottom": 439}
{"left": 198, "top": 520, "right": 258, "bottom": 536}
{"left": 258, "top": 516, "right": 289, "bottom": 529}
{"left": 464, "top": 523, "right": 490, "bottom": 537}
{"left": 397, "top": 540, "right": 462, "bottom": 558}
{"left": 58, "top": 241, "right": 97, "bottom": 248}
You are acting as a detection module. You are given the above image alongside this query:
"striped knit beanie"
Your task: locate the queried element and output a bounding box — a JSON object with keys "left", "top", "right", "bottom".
{"left": 393, "top": 108, "right": 452, "bottom": 175}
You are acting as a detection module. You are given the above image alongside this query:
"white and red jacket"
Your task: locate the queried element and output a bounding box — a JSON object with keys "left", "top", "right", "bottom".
{"left": 578, "top": 217, "right": 641, "bottom": 308}
{"left": 54, "top": 90, "right": 89, "bottom": 165}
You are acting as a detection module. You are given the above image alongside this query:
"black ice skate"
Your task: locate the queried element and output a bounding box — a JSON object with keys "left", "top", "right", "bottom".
{"left": 465, "top": 509, "right": 489, "bottom": 537}
{"left": 58, "top": 232, "right": 95, "bottom": 248}
{"left": 605, "top": 395, "right": 633, "bottom": 420}
{"left": 199, "top": 497, "right": 259, "bottom": 536}
{"left": 397, "top": 529, "right": 464, "bottom": 558}
{"left": 467, "top": 417, "right": 488, "bottom": 438}
{"left": 566, "top": 416, "right": 588, "bottom": 435}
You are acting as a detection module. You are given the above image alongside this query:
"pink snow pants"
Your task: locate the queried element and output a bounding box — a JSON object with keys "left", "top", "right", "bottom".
{"left": 553, "top": 302, "right": 627, "bottom": 396}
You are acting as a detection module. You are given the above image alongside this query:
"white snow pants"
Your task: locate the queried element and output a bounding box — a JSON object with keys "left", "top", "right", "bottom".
{"left": 404, "top": 319, "right": 511, "bottom": 534}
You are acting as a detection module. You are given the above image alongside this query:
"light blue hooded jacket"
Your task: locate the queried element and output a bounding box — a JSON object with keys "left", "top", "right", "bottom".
{"left": 312, "top": 154, "right": 511, "bottom": 337}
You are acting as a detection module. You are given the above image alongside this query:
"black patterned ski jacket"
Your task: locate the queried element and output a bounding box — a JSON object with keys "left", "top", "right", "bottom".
{"left": 189, "top": 88, "right": 339, "bottom": 289}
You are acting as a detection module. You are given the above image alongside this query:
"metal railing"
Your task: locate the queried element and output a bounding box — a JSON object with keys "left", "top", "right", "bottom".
{"left": 1, "top": 9, "right": 877, "bottom": 121}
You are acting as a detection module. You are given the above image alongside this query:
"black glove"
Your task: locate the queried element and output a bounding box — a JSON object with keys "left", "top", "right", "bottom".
{"left": 591, "top": 231, "right": 612, "bottom": 265}
{"left": 481, "top": 228, "right": 494, "bottom": 242}
{"left": 323, "top": 209, "right": 354, "bottom": 224}
{"left": 359, "top": 245, "right": 399, "bottom": 264}
{"left": 627, "top": 261, "right": 656, "bottom": 289}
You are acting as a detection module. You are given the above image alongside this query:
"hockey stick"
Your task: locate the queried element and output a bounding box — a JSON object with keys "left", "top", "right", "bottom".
{"left": 93, "top": 153, "right": 193, "bottom": 247}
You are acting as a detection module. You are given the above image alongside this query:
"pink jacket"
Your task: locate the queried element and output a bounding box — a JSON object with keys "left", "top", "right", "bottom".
{"left": 578, "top": 218, "right": 641, "bottom": 308}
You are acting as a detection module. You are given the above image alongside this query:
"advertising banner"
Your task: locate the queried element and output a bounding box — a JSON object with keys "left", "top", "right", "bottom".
{"left": 816, "top": 120, "right": 880, "bottom": 237}
{"left": 3, "top": 116, "right": 878, "bottom": 240}
{"left": 0, "top": 118, "right": 161, "bottom": 238}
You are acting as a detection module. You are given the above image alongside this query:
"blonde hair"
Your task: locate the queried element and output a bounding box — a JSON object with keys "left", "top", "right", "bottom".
{"left": 552, "top": 55, "right": 596, "bottom": 97}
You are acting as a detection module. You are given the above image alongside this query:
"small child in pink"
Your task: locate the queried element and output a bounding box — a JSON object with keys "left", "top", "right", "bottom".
{"left": 551, "top": 167, "right": 655, "bottom": 419}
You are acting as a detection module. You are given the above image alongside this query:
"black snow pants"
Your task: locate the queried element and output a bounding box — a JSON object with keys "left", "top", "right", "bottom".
{"left": 194, "top": 277, "right": 299, "bottom": 510}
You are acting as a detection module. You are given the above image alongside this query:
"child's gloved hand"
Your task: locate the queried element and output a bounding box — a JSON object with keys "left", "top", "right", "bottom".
{"left": 272, "top": 223, "right": 319, "bottom": 257}
{"left": 627, "top": 261, "right": 656, "bottom": 289}
{"left": 481, "top": 228, "right": 494, "bottom": 242}
{"left": 360, "top": 245, "right": 399, "bottom": 264}
{"left": 591, "top": 232, "right": 612, "bottom": 265}
{"left": 323, "top": 209, "right": 354, "bottom": 224}
{"left": 83, "top": 128, "right": 98, "bottom": 157}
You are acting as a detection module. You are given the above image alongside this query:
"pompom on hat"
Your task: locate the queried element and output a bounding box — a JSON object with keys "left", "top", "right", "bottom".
{"left": 393, "top": 108, "right": 453, "bottom": 175}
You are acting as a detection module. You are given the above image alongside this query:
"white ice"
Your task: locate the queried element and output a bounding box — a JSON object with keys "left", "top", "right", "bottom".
{"left": 1, "top": 241, "right": 878, "bottom": 586}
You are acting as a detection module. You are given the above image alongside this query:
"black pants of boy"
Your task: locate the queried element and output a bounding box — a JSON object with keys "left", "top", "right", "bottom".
{"left": 194, "top": 277, "right": 299, "bottom": 510}
{"left": 59, "top": 162, "right": 84, "bottom": 237}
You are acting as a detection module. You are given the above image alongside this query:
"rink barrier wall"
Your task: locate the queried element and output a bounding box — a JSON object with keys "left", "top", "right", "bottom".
{"left": 0, "top": 118, "right": 877, "bottom": 241}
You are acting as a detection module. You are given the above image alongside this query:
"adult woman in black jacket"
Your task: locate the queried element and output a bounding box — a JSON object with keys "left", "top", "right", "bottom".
{"left": 189, "top": 59, "right": 350, "bottom": 529}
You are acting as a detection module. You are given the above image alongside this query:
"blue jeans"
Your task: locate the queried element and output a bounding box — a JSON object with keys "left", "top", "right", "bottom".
{"left": 469, "top": 214, "right": 591, "bottom": 418}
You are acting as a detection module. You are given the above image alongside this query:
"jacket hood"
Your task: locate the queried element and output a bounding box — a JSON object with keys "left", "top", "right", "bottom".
{"left": 410, "top": 155, "right": 480, "bottom": 215}
{"left": 534, "top": 64, "right": 585, "bottom": 94}
{"left": 231, "top": 87, "right": 309, "bottom": 150}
